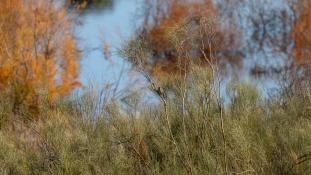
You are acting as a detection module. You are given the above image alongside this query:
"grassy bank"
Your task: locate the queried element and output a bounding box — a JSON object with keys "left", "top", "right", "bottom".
{"left": 0, "top": 66, "right": 310, "bottom": 175}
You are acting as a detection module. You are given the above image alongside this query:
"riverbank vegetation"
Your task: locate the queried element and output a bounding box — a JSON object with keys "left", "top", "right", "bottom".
{"left": 0, "top": 0, "right": 311, "bottom": 174}
{"left": 0, "top": 64, "right": 310, "bottom": 174}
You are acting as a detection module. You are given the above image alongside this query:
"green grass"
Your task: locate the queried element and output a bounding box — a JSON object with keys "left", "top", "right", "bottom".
{"left": 0, "top": 66, "right": 310, "bottom": 175}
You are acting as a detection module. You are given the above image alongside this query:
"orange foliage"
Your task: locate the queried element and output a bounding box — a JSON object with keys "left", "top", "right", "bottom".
{"left": 134, "top": 0, "right": 242, "bottom": 80}
{"left": 293, "top": 0, "right": 311, "bottom": 66}
{"left": 0, "top": 0, "right": 80, "bottom": 116}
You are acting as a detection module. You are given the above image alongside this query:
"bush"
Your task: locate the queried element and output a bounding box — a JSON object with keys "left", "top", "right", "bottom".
{"left": 0, "top": 65, "right": 310, "bottom": 174}
{"left": 0, "top": 0, "right": 80, "bottom": 120}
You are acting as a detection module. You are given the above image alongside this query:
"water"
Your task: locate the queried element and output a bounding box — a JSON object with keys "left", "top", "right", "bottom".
{"left": 76, "top": 0, "right": 144, "bottom": 91}
{"left": 75, "top": 0, "right": 283, "bottom": 104}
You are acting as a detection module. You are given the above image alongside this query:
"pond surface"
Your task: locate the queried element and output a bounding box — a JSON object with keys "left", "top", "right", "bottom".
{"left": 75, "top": 0, "right": 280, "bottom": 102}
{"left": 76, "top": 0, "right": 144, "bottom": 91}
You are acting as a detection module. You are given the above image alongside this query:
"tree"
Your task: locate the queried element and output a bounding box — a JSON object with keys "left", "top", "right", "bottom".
{"left": 0, "top": 0, "right": 80, "bottom": 117}
{"left": 125, "top": 0, "right": 242, "bottom": 81}
{"left": 293, "top": 0, "right": 311, "bottom": 66}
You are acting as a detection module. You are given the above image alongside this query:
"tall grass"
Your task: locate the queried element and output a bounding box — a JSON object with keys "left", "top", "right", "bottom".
{"left": 0, "top": 8, "right": 310, "bottom": 175}
{"left": 0, "top": 65, "right": 310, "bottom": 175}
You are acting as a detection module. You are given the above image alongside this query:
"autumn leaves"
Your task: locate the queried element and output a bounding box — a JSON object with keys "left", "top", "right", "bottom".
{"left": 0, "top": 0, "right": 80, "bottom": 116}
{"left": 126, "top": 0, "right": 311, "bottom": 81}
{"left": 0, "top": 0, "right": 311, "bottom": 119}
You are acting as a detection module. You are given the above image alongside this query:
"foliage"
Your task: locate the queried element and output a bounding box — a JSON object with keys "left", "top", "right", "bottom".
{"left": 293, "top": 0, "right": 311, "bottom": 66}
{"left": 0, "top": 64, "right": 310, "bottom": 174}
{"left": 0, "top": 0, "right": 311, "bottom": 174}
{"left": 125, "top": 0, "right": 242, "bottom": 81}
{"left": 126, "top": 0, "right": 311, "bottom": 79}
{"left": 0, "top": 0, "right": 80, "bottom": 118}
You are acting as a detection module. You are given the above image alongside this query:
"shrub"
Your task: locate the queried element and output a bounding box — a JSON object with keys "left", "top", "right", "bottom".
{"left": 0, "top": 0, "right": 80, "bottom": 119}
{"left": 0, "top": 65, "right": 310, "bottom": 174}
{"left": 124, "top": 0, "right": 242, "bottom": 81}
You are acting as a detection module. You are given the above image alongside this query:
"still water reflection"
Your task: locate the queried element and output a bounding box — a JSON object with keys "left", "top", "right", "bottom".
{"left": 76, "top": 0, "right": 144, "bottom": 90}
{"left": 75, "top": 0, "right": 279, "bottom": 102}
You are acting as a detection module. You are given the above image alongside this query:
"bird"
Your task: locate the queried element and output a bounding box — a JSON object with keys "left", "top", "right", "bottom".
{"left": 149, "top": 82, "right": 166, "bottom": 98}
{"left": 156, "top": 86, "right": 165, "bottom": 97}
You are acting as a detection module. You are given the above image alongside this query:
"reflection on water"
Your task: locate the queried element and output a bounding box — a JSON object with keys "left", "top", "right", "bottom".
{"left": 73, "top": 0, "right": 115, "bottom": 12}
{"left": 76, "top": 0, "right": 144, "bottom": 90}
{"left": 75, "top": 0, "right": 280, "bottom": 103}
